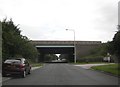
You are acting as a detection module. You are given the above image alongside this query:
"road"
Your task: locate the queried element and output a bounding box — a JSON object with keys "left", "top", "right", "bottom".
{"left": 2, "top": 63, "right": 119, "bottom": 85}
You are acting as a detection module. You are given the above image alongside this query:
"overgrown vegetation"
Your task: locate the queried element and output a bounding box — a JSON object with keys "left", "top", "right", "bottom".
{"left": 78, "top": 26, "right": 120, "bottom": 63}
{"left": 77, "top": 43, "right": 109, "bottom": 63}
{"left": 2, "top": 19, "right": 39, "bottom": 62}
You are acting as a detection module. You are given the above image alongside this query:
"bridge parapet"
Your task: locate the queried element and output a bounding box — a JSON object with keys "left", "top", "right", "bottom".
{"left": 32, "top": 40, "right": 101, "bottom": 46}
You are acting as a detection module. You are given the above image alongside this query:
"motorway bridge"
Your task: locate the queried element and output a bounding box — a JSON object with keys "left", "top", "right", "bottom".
{"left": 32, "top": 40, "right": 101, "bottom": 62}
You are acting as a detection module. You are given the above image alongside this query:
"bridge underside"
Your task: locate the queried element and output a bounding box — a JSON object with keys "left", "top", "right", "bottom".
{"left": 36, "top": 46, "right": 74, "bottom": 62}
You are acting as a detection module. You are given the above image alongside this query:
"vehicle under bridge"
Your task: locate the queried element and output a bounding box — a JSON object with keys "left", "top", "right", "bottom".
{"left": 32, "top": 40, "right": 101, "bottom": 63}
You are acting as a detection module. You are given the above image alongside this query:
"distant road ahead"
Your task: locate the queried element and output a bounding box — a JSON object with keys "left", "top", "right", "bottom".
{"left": 3, "top": 63, "right": 118, "bottom": 85}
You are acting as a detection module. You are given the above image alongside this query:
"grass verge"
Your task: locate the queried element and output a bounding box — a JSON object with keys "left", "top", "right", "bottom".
{"left": 75, "top": 62, "right": 109, "bottom": 64}
{"left": 31, "top": 63, "right": 43, "bottom": 67}
{"left": 91, "top": 63, "right": 120, "bottom": 76}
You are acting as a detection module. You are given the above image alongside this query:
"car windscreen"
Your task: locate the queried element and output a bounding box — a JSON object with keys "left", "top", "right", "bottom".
{"left": 4, "top": 60, "right": 21, "bottom": 64}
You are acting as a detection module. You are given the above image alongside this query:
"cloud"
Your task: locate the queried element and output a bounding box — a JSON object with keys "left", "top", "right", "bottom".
{"left": 0, "top": 0, "right": 119, "bottom": 42}
{"left": 119, "top": 1, "right": 120, "bottom": 25}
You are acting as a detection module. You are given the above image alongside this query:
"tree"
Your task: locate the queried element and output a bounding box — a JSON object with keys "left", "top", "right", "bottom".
{"left": 44, "top": 54, "right": 58, "bottom": 62}
{"left": 2, "top": 19, "right": 21, "bottom": 59}
{"left": 107, "top": 26, "right": 120, "bottom": 62}
{"left": 2, "top": 19, "right": 39, "bottom": 62}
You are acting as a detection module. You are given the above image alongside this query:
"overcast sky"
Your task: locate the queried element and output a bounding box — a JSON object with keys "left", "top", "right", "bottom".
{"left": 0, "top": 0, "right": 119, "bottom": 42}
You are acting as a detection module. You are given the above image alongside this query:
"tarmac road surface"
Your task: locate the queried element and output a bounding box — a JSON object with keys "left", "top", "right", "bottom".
{"left": 2, "top": 63, "right": 119, "bottom": 85}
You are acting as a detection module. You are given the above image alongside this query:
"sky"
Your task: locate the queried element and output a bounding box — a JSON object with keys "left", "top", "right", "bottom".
{"left": 0, "top": 0, "right": 119, "bottom": 42}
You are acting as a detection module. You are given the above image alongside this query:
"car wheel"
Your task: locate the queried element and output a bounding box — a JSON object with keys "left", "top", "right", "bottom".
{"left": 21, "top": 71, "right": 26, "bottom": 78}
{"left": 28, "top": 70, "right": 31, "bottom": 74}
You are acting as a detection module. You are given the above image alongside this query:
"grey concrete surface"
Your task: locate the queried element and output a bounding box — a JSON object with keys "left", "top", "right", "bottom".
{"left": 74, "top": 63, "right": 115, "bottom": 69}
{"left": 2, "top": 63, "right": 119, "bottom": 85}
